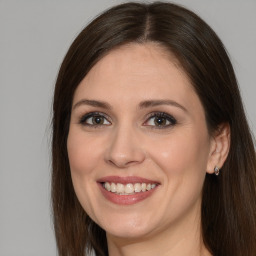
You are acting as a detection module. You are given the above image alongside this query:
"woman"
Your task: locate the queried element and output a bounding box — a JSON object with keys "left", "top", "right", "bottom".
{"left": 51, "top": 2, "right": 256, "bottom": 256}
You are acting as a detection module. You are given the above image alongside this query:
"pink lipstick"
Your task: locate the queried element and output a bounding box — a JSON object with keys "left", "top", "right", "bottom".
{"left": 97, "top": 176, "right": 159, "bottom": 205}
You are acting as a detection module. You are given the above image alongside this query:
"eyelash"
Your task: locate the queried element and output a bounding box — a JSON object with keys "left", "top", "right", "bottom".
{"left": 144, "top": 112, "right": 177, "bottom": 129}
{"left": 79, "top": 111, "right": 177, "bottom": 129}
{"left": 79, "top": 112, "right": 111, "bottom": 127}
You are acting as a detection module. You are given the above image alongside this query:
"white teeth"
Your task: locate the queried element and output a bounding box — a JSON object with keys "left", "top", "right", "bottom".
{"left": 146, "top": 184, "right": 151, "bottom": 191}
{"left": 116, "top": 183, "right": 124, "bottom": 193}
{"left": 104, "top": 182, "right": 111, "bottom": 191}
{"left": 134, "top": 183, "right": 142, "bottom": 192}
{"left": 124, "top": 183, "right": 134, "bottom": 194}
{"left": 103, "top": 182, "right": 157, "bottom": 194}
{"left": 110, "top": 183, "right": 116, "bottom": 193}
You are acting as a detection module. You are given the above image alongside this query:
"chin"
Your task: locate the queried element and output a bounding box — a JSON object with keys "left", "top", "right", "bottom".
{"left": 105, "top": 224, "right": 153, "bottom": 240}
{"left": 94, "top": 210, "right": 159, "bottom": 239}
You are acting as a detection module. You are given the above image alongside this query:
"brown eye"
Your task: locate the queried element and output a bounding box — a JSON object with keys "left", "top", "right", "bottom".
{"left": 154, "top": 117, "right": 167, "bottom": 126}
{"left": 80, "top": 113, "right": 111, "bottom": 126}
{"left": 144, "top": 112, "right": 177, "bottom": 128}
{"left": 92, "top": 116, "right": 105, "bottom": 125}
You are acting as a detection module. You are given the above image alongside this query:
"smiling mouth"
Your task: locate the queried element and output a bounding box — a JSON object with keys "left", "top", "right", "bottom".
{"left": 97, "top": 176, "right": 160, "bottom": 205}
{"left": 102, "top": 182, "right": 158, "bottom": 195}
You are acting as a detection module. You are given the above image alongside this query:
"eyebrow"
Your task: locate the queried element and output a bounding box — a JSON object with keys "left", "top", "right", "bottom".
{"left": 139, "top": 100, "right": 188, "bottom": 112}
{"left": 72, "top": 99, "right": 112, "bottom": 110}
{"left": 72, "top": 99, "right": 187, "bottom": 112}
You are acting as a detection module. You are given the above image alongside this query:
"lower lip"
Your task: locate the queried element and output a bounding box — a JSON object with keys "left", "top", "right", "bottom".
{"left": 98, "top": 183, "right": 158, "bottom": 205}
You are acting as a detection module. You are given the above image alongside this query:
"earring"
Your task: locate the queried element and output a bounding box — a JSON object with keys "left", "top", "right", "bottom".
{"left": 214, "top": 166, "right": 220, "bottom": 176}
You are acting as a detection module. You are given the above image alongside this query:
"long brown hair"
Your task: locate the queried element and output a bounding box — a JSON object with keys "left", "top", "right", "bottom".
{"left": 52, "top": 2, "right": 256, "bottom": 256}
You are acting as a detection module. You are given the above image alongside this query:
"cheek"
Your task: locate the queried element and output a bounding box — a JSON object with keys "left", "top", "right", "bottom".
{"left": 67, "top": 128, "right": 105, "bottom": 219}
{"left": 147, "top": 128, "right": 210, "bottom": 178}
{"left": 67, "top": 129, "right": 103, "bottom": 177}
{"left": 146, "top": 129, "right": 210, "bottom": 217}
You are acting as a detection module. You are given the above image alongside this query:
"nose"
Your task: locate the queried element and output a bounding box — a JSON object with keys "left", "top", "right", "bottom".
{"left": 105, "top": 125, "right": 146, "bottom": 168}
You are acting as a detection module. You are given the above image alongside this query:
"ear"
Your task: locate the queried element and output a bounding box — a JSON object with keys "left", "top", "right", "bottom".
{"left": 206, "top": 123, "right": 230, "bottom": 174}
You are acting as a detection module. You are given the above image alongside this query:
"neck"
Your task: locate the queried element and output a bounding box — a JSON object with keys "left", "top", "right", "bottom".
{"left": 106, "top": 207, "right": 211, "bottom": 256}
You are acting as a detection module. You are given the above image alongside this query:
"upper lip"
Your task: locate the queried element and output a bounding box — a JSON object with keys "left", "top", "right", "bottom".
{"left": 97, "top": 176, "right": 160, "bottom": 184}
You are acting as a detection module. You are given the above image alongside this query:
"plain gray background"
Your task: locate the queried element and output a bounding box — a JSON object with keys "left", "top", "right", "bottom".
{"left": 0, "top": 0, "right": 255, "bottom": 255}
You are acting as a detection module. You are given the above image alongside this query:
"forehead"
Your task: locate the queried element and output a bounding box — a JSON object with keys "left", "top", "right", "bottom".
{"left": 73, "top": 43, "right": 200, "bottom": 110}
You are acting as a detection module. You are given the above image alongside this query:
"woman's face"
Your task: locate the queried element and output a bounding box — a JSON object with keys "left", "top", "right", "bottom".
{"left": 67, "top": 43, "right": 214, "bottom": 239}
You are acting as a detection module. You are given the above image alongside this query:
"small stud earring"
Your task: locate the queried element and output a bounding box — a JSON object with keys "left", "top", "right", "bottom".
{"left": 214, "top": 166, "right": 220, "bottom": 176}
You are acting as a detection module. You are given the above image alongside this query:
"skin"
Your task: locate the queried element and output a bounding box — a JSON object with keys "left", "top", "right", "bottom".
{"left": 67, "top": 43, "right": 230, "bottom": 256}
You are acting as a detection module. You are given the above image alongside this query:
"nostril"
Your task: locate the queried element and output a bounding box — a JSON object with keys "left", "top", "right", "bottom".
{"left": 107, "top": 158, "right": 144, "bottom": 168}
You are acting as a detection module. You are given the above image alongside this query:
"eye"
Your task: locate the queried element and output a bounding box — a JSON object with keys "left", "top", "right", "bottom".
{"left": 79, "top": 112, "right": 111, "bottom": 126}
{"left": 144, "top": 112, "right": 177, "bottom": 128}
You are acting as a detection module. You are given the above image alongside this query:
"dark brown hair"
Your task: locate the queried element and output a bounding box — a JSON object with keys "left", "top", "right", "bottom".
{"left": 52, "top": 2, "right": 256, "bottom": 256}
